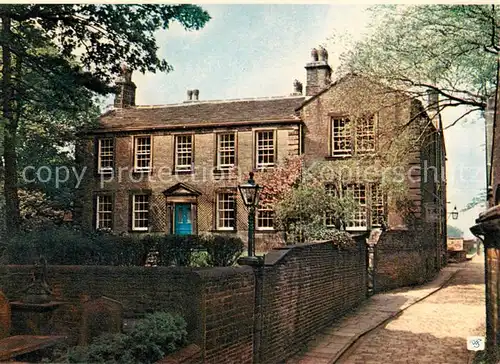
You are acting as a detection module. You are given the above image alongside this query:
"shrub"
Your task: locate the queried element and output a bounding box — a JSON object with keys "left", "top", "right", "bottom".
{"left": 156, "top": 234, "right": 203, "bottom": 267}
{"left": 190, "top": 251, "right": 209, "bottom": 267}
{"left": 301, "top": 226, "right": 358, "bottom": 250}
{"left": 128, "top": 312, "right": 188, "bottom": 362}
{"left": 5, "top": 227, "right": 149, "bottom": 266}
{"left": 64, "top": 312, "right": 187, "bottom": 364}
{"left": 203, "top": 234, "right": 244, "bottom": 267}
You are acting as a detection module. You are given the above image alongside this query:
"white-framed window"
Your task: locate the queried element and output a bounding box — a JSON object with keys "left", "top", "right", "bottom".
{"left": 325, "top": 184, "right": 337, "bottom": 228}
{"left": 97, "top": 138, "right": 114, "bottom": 173}
{"left": 344, "top": 184, "right": 367, "bottom": 231}
{"left": 257, "top": 205, "right": 274, "bottom": 230}
{"left": 256, "top": 130, "right": 275, "bottom": 169}
{"left": 132, "top": 194, "right": 149, "bottom": 231}
{"left": 175, "top": 135, "right": 193, "bottom": 172}
{"left": 134, "top": 136, "right": 151, "bottom": 172}
{"left": 217, "top": 133, "right": 236, "bottom": 170}
{"left": 331, "top": 117, "right": 352, "bottom": 156}
{"left": 356, "top": 115, "right": 375, "bottom": 153}
{"left": 217, "top": 192, "right": 235, "bottom": 230}
{"left": 96, "top": 195, "right": 113, "bottom": 230}
{"left": 371, "top": 184, "right": 385, "bottom": 227}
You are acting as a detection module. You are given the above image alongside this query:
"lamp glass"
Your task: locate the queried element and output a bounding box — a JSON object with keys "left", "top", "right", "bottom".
{"left": 238, "top": 182, "right": 262, "bottom": 208}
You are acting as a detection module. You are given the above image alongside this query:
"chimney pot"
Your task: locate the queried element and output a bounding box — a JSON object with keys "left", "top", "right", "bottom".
{"left": 193, "top": 89, "right": 199, "bottom": 101}
{"left": 311, "top": 48, "right": 318, "bottom": 62}
{"left": 187, "top": 89, "right": 193, "bottom": 100}
{"left": 318, "top": 46, "right": 328, "bottom": 62}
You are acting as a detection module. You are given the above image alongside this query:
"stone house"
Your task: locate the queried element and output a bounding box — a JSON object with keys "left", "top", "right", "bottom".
{"left": 75, "top": 48, "right": 446, "bottom": 253}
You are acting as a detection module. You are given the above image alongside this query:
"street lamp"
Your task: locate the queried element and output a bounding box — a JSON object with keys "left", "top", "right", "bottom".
{"left": 238, "top": 172, "right": 262, "bottom": 257}
{"left": 451, "top": 205, "right": 459, "bottom": 220}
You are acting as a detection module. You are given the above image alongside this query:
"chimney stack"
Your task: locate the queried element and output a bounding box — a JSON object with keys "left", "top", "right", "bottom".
{"left": 305, "top": 46, "right": 332, "bottom": 96}
{"left": 114, "top": 63, "right": 136, "bottom": 108}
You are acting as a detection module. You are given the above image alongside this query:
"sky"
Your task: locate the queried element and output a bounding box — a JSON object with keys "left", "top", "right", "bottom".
{"left": 105, "top": 4, "right": 486, "bottom": 238}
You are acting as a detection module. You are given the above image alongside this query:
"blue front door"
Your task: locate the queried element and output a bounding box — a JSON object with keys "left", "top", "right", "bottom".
{"left": 175, "top": 204, "right": 192, "bottom": 235}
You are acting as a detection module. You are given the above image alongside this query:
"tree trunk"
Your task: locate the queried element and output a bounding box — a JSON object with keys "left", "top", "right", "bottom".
{"left": 2, "top": 15, "right": 20, "bottom": 234}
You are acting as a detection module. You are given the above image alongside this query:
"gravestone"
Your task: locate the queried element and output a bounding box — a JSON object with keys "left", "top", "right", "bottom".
{"left": 0, "top": 291, "right": 10, "bottom": 339}
{"left": 79, "top": 297, "right": 123, "bottom": 345}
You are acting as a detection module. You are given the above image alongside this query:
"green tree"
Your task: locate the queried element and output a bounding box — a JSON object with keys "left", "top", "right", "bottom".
{"left": 0, "top": 4, "right": 211, "bottom": 232}
{"left": 447, "top": 224, "right": 464, "bottom": 238}
{"left": 340, "top": 5, "right": 498, "bottom": 124}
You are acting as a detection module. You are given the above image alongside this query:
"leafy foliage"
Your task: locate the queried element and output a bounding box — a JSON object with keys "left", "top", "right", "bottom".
{"left": 0, "top": 4, "right": 211, "bottom": 231}
{"left": 5, "top": 227, "right": 149, "bottom": 266}
{"left": 341, "top": 5, "right": 496, "bottom": 123}
{"left": 275, "top": 182, "right": 357, "bottom": 244}
{"left": 447, "top": 224, "right": 464, "bottom": 238}
{"left": 5, "top": 228, "right": 243, "bottom": 267}
{"left": 155, "top": 234, "right": 204, "bottom": 267}
{"left": 203, "top": 234, "right": 244, "bottom": 267}
{"left": 65, "top": 312, "right": 187, "bottom": 364}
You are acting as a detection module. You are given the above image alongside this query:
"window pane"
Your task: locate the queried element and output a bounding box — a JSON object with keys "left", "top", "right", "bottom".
{"left": 257, "top": 205, "right": 274, "bottom": 229}
{"left": 176, "top": 135, "right": 193, "bottom": 172}
{"left": 356, "top": 115, "right": 375, "bottom": 153}
{"left": 371, "top": 184, "right": 385, "bottom": 227}
{"left": 133, "top": 194, "right": 149, "bottom": 230}
{"left": 217, "top": 133, "right": 236, "bottom": 169}
{"left": 344, "top": 184, "right": 367, "bottom": 229}
{"left": 332, "top": 117, "right": 352, "bottom": 156}
{"left": 256, "top": 131, "right": 275, "bottom": 169}
{"left": 96, "top": 195, "right": 113, "bottom": 230}
{"left": 217, "top": 193, "right": 235, "bottom": 230}
{"left": 98, "top": 139, "right": 114, "bottom": 172}
{"left": 135, "top": 136, "right": 151, "bottom": 171}
{"left": 325, "top": 184, "right": 337, "bottom": 227}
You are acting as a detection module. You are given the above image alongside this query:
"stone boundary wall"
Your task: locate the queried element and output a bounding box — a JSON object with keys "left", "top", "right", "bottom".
{"left": 374, "top": 230, "right": 438, "bottom": 292}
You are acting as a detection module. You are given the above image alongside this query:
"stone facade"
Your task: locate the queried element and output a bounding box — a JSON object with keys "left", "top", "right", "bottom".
{"left": 75, "top": 48, "right": 446, "bottom": 253}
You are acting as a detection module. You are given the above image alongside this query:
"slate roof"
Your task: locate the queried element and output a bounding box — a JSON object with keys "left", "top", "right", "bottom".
{"left": 95, "top": 96, "right": 306, "bottom": 132}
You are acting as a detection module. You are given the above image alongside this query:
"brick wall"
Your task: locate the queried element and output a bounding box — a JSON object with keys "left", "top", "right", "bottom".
{"left": 0, "top": 265, "right": 255, "bottom": 364}
{"left": 256, "top": 240, "right": 367, "bottom": 364}
{"left": 0, "top": 238, "right": 368, "bottom": 364}
{"left": 374, "top": 229, "right": 438, "bottom": 292}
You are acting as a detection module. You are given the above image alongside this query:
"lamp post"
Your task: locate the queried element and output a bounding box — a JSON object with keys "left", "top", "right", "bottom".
{"left": 238, "top": 172, "right": 262, "bottom": 258}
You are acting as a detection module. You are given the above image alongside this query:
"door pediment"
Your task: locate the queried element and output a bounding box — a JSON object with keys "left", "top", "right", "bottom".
{"left": 163, "top": 183, "right": 202, "bottom": 197}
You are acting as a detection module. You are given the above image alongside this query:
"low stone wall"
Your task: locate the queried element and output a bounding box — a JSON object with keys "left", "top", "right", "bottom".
{"left": 374, "top": 229, "right": 438, "bottom": 292}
